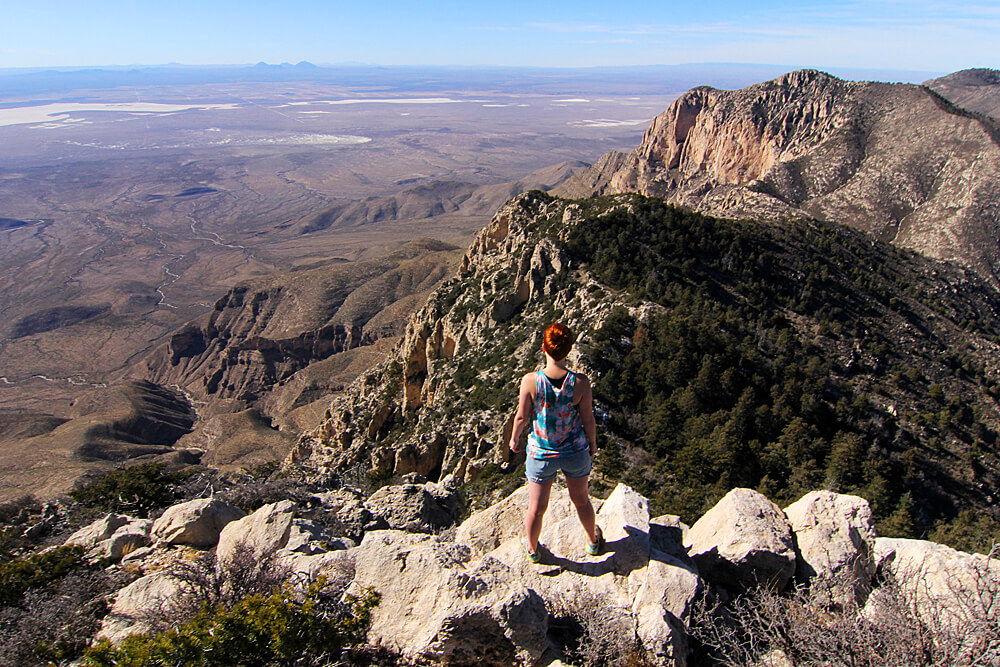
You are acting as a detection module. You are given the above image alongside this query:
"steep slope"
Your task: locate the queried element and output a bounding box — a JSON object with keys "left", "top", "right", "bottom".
{"left": 555, "top": 70, "right": 1000, "bottom": 285}
{"left": 926, "top": 68, "right": 1000, "bottom": 119}
{"left": 287, "top": 192, "right": 1000, "bottom": 542}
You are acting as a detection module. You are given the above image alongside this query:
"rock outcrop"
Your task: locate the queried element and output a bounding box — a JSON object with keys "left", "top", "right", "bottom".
{"left": 556, "top": 69, "right": 1000, "bottom": 284}
{"left": 151, "top": 497, "right": 244, "bottom": 548}
{"left": 87, "top": 482, "right": 999, "bottom": 666}
{"left": 364, "top": 477, "right": 461, "bottom": 533}
{"left": 136, "top": 240, "right": 461, "bottom": 436}
{"left": 348, "top": 531, "right": 549, "bottom": 665}
{"left": 216, "top": 500, "right": 297, "bottom": 561}
{"left": 784, "top": 490, "right": 876, "bottom": 606}
{"left": 97, "top": 571, "right": 182, "bottom": 644}
{"left": 66, "top": 513, "right": 153, "bottom": 562}
{"left": 286, "top": 194, "right": 634, "bottom": 488}
{"left": 686, "top": 488, "right": 797, "bottom": 592}
{"left": 872, "top": 537, "right": 1000, "bottom": 628}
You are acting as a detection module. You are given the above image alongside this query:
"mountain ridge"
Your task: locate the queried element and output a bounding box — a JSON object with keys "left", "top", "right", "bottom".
{"left": 555, "top": 69, "right": 1000, "bottom": 285}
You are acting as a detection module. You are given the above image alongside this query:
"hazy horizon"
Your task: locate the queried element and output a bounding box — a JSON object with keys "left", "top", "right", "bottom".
{"left": 3, "top": 1, "right": 995, "bottom": 73}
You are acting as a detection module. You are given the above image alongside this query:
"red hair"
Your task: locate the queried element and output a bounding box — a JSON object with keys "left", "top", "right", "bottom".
{"left": 543, "top": 323, "right": 574, "bottom": 361}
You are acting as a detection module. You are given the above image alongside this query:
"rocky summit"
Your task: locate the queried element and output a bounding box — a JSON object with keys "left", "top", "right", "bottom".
{"left": 556, "top": 70, "right": 1000, "bottom": 285}
{"left": 72, "top": 482, "right": 999, "bottom": 665}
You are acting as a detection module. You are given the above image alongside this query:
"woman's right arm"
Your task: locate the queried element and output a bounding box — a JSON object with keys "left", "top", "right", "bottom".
{"left": 576, "top": 375, "right": 598, "bottom": 455}
{"left": 509, "top": 374, "right": 534, "bottom": 452}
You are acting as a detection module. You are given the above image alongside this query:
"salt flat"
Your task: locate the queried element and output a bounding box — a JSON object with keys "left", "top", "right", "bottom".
{"left": 0, "top": 102, "right": 240, "bottom": 127}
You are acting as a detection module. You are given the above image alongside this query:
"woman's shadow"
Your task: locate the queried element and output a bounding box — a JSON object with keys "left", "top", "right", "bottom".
{"left": 537, "top": 526, "right": 660, "bottom": 578}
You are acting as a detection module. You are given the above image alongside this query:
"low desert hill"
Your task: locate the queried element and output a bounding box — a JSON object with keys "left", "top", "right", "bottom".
{"left": 274, "top": 160, "right": 588, "bottom": 236}
{"left": 0, "top": 240, "right": 462, "bottom": 502}
{"left": 0, "top": 380, "right": 194, "bottom": 500}
{"left": 556, "top": 69, "right": 1000, "bottom": 285}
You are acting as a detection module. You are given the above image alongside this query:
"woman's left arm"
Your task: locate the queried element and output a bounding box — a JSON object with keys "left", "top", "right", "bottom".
{"left": 509, "top": 374, "right": 535, "bottom": 452}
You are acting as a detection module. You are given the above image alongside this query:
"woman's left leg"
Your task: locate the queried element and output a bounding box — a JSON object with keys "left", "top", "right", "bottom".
{"left": 524, "top": 479, "right": 553, "bottom": 553}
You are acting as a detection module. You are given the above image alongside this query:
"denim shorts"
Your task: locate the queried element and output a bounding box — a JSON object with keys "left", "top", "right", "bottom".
{"left": 526, "top": 448, "right": 592, "bottom": 483}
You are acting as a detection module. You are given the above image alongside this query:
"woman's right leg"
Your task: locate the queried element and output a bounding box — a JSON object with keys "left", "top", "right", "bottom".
{"left": 566, "top": 474, "right": 598, "bottom": 544}
{"left": 524, "top": 479, "right": 553, "bottom": 553}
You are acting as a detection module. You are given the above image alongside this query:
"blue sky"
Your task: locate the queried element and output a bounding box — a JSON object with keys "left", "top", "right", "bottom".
{"left": 1, "top": 0, "right": 997, "bottom": 72}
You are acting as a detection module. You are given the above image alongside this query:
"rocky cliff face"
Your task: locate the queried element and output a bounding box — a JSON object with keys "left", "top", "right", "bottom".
{"left": 556, "top": 69, "right": 1000, "bottom": 284}
{"left": 285, "top": 194, "right": 620, "bottom": 488}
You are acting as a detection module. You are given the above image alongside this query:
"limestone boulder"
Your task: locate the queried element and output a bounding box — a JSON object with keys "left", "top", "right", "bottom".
{"left": 633, "top": 552, "right": 703, "bottom": 623}
{"left": 365, "top": 481, "right": 459, "bottom": 533}
{"left": 98, "top": 521, "right": 153, "bottom": 562}
{"left": 784, "top": 491, "right": 876, "bottom": 606}
{"left": 686, "top": 488, "right": 796, "bottom": 591}
{"left": 349, "top": 530, "right": 549, "bottom": 665}
{"left": 97, "top": 571, "right": 182, "bottom": 643}
{"left": 635, "top": 605, "right": 688, "bottom": 667}
{"left": 484, "top": 484, "right": 699, "bottom": 666}
{"left": 285, "top": 518, "right": 337, "bottom": 554}
{"left": 871, "top": 537, "right": 1000, "bottom": 629}
{"left": 311, "top": 489, "right": 384, "bottom": 538}
{"left": 65, "top": 514, "right": 133, "bottom": 549}
{"left": 66, "top": 514, "right": 152, "bottom": 561}
{"left": 600, "top": 484, "right": 651, "bottom": 584}
{"left": 650, "top": 514, "right": 690, "bottom": 561}
{"left": 151, "top": 498, "right": 244, "bottom": 547}
{"left": 281, "top": 548, "right": 357, "bottom": 587}
{"left": 216, "top": 500, "right": 295, "bottom": 563}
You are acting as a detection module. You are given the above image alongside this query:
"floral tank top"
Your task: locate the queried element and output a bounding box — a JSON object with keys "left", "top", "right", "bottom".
{"left": 527, "top": 370, "right": 589, "bottom": 460}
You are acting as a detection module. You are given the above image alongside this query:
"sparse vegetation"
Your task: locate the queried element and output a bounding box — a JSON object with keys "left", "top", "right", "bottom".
{"left": 84, "top": 542, "right": 378, "bottom": 667}
{"left": 0, "top": 544, "right": 122, "bottom": 665}
{"left": 690, "top": 549, "right": 1000, "bottom": 666}
{"left": 84, "top": 582, "right": 380, "bottom": 667}
{"left": 0, "top": 544, "right": 91, "bottom": 606}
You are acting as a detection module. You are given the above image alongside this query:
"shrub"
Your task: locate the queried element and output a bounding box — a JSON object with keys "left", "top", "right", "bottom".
{"left": 141, "top": 542, "right": 294, "bottom": 631}
{"left": 69, "top": 462, "right": 190, "bottom": 515}
{"left": 0, "top": 568, "right": 121, "bottom": 665}
{"left": 0, "top": 544, "right": 89, "bottom": 606}
{"left": 83, "top": 582, "right": 380, "bottom": 667}
{"left": 690, "top": 550, "right": 1000, "bottom": 666}
{"left": 549, "top": 588, "right": 655, "bottom": 667}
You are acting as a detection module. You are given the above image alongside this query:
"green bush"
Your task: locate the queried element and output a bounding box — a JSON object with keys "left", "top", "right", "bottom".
{"left": 83, "top": 582, "right": 379, "bottom": 667}
{"left": 69, "top": 462, "right": 189, "bottom": 515}
{"left": 0, "top": 544, "right": 89, "bottom": 606}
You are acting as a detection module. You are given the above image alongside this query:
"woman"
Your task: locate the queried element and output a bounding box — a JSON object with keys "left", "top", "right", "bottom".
{"left": 509, "top": 322, "right": 602, "bottom": 563}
